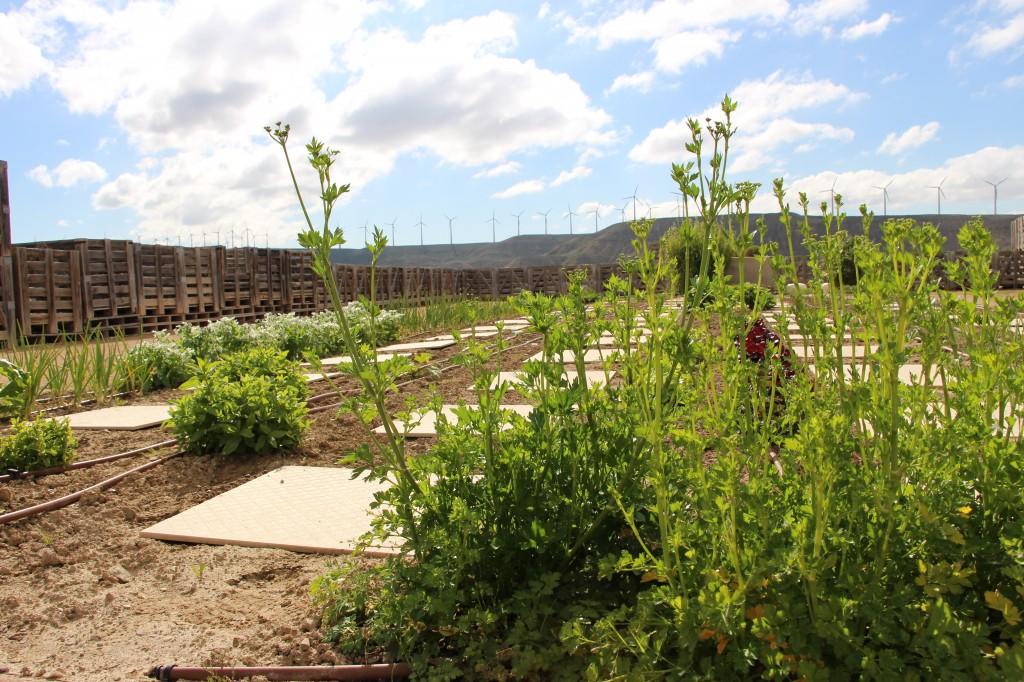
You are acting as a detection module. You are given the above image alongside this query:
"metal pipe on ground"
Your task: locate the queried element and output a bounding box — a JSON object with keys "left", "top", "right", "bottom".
{"left": 0, "top": 451, "right": 183, "bottom": 525}
{"left": 146, "top": 663, "right": 410, "bottom": 681}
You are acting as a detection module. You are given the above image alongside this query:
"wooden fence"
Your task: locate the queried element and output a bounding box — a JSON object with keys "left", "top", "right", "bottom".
{"left": 0, "top": 240, "right": 631, "bottom": 343}
{"left": 4, "top": 235, "right": 1024, "bottom": 344}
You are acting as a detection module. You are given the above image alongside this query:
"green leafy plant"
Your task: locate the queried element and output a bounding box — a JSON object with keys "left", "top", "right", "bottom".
{"left": 124, "top": 333, "right": 195, "bottom": 392}
{"left": 281, "top": 99, "right": 1024, "bottom": 680}
{"left": 169, "top": 347, "right": 310, "bottom": 455}
{"left": 0, "top": 417, "right": 77, "bottom": 472}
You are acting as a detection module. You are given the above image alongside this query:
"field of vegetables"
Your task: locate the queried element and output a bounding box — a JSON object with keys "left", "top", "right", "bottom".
{"left": 1, "top": 102, "right": 1024, "bottom": 681}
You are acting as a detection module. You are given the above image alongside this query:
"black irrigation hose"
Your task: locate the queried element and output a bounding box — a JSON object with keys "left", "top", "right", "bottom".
{"left": 146, "top": 663, "right": 410, "bottom": 681}
{"left": 0, "top": 327, "right": 543, "bottom": 524}
{"left": 0, "top": 451, "right": 184, "bottom": 525}
{"left": 0, "top": 438, "right": 179, "bottom": 483}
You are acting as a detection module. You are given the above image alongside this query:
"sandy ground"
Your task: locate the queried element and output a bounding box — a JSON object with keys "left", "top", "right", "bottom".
{"left": 0, "top": 327, "right": 545, "bottom": 681}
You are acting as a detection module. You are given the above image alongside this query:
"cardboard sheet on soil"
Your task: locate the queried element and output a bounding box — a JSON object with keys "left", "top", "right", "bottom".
{"left": 59, "top": 404, "right": 172, "bottom": 431}
{"left": 140, "top": 466, "right": 398, "bottom": 556}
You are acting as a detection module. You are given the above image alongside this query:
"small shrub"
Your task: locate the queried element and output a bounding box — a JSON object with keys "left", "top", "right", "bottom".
{"left": 739, "top": 282, "right": 776, "bottom": 310}
{"left": 125, "top": 334, "right": 195, "bottom": 392}
{"left": 176, "top": 318, "right": 250, "bottom": 359}
{"left": 169, "top": 347, "right": 309, "bottom": 455}
{"left": 0, "top": 418, "right": 77, "bottom": 472}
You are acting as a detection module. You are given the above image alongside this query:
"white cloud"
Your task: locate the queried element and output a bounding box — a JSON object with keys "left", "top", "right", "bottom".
{"left": 537, "top": 2, "right": 551, "bottom": 20}
{"left": 841, "top": 12, "right": 895, "bottom": 41}
{"left": 550, "top": 165, "right": 592, "bottom": 187}
{"left": 0, "top": 11, "right": 49, "bottom": 96}
{"left": 493, "top": 179, "right": 545, "bottom": 199}
{"left": 749, "top": 144, "right": 1024, "bottom": 216}
{"left": 605, "top": 71, "right": 655, "bottom": 95}
{"left": 29, "top": 159, "right": 108, "bottom": 188}
{"left": 652, "top": 28, "right": 739, "bottom": 72}
{"left": 878, "top": 121, "right": 940, "bottom": 156}
{"left": 26, "top": 5, "right": 613, "bottom": 241}
{"left": 629, "top": 70, "right": 863, "bottom": 168}
{"left": 966, "top": 12, "right": 1024, "bottom": 56}
{"left": 1005, "top": 74, "right": 1024, "bottom": 88}
{"left": 790, "top": 0, "right": 869, "bottom": 35}
{"left": 880, "top": 71, "right": 905, "bottom": 85}
{"left": 563, "top": 0, "right": 786, "bottom": 74}
{"left": 473, "top": 161, "right": 521, "bottom": 178}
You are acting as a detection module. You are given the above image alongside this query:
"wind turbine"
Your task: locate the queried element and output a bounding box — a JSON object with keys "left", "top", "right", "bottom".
{"left": 536, "top": 208, "right": 552, "bottom": 235}
{"left": 511, "top": 210, "right": 524, "bottom": 236}
{"left": 590, "top": 205, "right": 602, "bottom": 233}
{"left": 622, "top": 185, "right": 640, "bottom": 221}
{"left": 444, "top": 214, "right": 456, "bottom": 245}
{"left": 619, "top": 202, "right": 628, "bottom": 223}
{"left": 487, "top": 210, "right": 500, "bottom": 243}
{"left": 821, "top": 177, "right": 838, "bottom": 215}
{"left": 564, "top": 204, "right": 579, "bottom": 235}
{"left": 985, "top": 177, "right": 1008, "bottom": 215}
{"left": 387, "top": 217, "right": 397, "bottom": 245}
{"left": 671, "top": 191, "right": 685, "bottom": 220}
{"left": 362, "top": 222, "right": 369, "bottom": 244}
{"left": 872, "top": 179, "right": 894, "bottom": 216}
{"left": 415, "top": 215, "right": 426, "bottom": 246}
{"left": 927, "top": 178, "right": 946, "bottom": 215}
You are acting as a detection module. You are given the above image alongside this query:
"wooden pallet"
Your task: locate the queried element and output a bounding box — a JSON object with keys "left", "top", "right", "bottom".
{"left": 27, "top": 238, "right": 138, "bottom": 321}
{"left": 12, "top": 246, "right": 83, "bottom": 336}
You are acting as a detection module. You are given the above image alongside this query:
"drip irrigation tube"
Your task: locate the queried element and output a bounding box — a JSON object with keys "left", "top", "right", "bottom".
{"left": 0, "top": 451, "right": 183, "bottom": 526}
{"left": 0, "top": 438, "right": 178, "bottom": 483}
{"left": 146, "top": 663, "right": 410, "bottom": 681}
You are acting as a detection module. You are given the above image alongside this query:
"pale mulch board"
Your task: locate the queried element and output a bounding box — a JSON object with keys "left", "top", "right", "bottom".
{"left": 789, "top": 344, "right": 879, "bottom": 362}
{"left": 379, "top": 339, "right": 456, "bottom": 352}
{"left": 423, "top": 331, "right": 498, "bottom": 341}
{"left": 141, "top": 466, "right": 398, "bottom": 556}
{"left": 810, "top": 363, "right": 946, "bottom": 387}
{"left": 60, "top": 404, "right": 172, "bottom": 431}
{"left": 526, "top": 348, "right": 624, "bottom": 363}
{"left": 374, "top": 404, "right": 534, "bottom": 437}
{"left": 487, "top": 370, "right": 614, "bottom": 390}
{"left": 303, "top": 371, "right": 342, "bottom": 383}
{"left": 316, "top": 353, "right": 408, "bottom": 366}
{"left": 459, "top": 325, "right": 527, "bottom": 333}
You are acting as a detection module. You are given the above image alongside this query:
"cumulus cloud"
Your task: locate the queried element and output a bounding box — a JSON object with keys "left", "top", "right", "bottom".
{"left": 878, "top": 122, "right": 940, "bottom": 156}
{"left": 629, "top": 70, "right": 862, "bottom": 170}
{"left": 29, "top": 159, "right": 108, "bottom": 188}
{"left": 0, "top": 11, "right": 49, "bottom": 96}
{"left": 966, "top": 13, "right": 1024, "bottom": 56}
{"left": 1005, "top": 74, "right": 1024, "bottom": 88}
{"left": 550, "top": 165, "right": 592, "bottom": 187}
{"left": 474, "top": 161, "right": 521, "bottom": 178}
{"left": 493, "top": 179, "right": 545, "bottom": 199}
{"left": 605, "top": 71, "right": 655, "bottom": 95}
{"left": 790, "top": 0, "right": 869, "bottom": 35}
{"left": 749, "top": 144, "right": 1024, "bottom": 216}
{"left": 841, "top": 12, "right": 895, "bottom": 40}
{"left": 25, "top": 4, "right": 613, "bottom": 241}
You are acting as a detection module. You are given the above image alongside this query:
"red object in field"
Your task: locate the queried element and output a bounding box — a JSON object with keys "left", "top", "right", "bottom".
{"left": 741, "top": 318, "right": 794, "bottom": 379}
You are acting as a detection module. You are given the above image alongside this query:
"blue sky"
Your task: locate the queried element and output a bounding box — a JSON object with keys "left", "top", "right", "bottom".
{"left": 1, "top": 0, "right": 1023, "bottom": 248}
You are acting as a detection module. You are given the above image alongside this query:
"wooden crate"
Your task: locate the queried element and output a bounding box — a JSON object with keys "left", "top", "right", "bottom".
{"left": 0, "top": 255, "right": 15, "bottom": 343}
{"left": 28, "top": 239, "right": 138, "bottom": 321}
{"left": 286, "top": 251, "right": 325, "bottom": 313}
{"left": 495, "top": 268, "right": 528, "bottom": 297}
{"left": 221, "top": 247, "right": 255, "bottom": 314}
{"left": 182, "top": 246, "right": 222, "bottom": 316}
{"left": 527, "top": 266, "right": 564, "bottom": 295}
{"left": 12, "top": 246, "right": 83, "bottom": 336}
{"left": 135, "top": 244, "right": 185, "bottom": 316}
{"left": 252, "top": 248, "right": 289, "bottom": 312}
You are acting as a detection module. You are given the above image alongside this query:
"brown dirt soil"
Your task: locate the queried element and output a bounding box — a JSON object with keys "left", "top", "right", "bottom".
{"left": 0, "top": 326, "right": 547, "bottom": 681}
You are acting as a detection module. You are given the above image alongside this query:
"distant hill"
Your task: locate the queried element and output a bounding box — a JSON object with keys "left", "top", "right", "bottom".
{"left": 331, "top": 214, "right": 1021, "bottom": 269}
